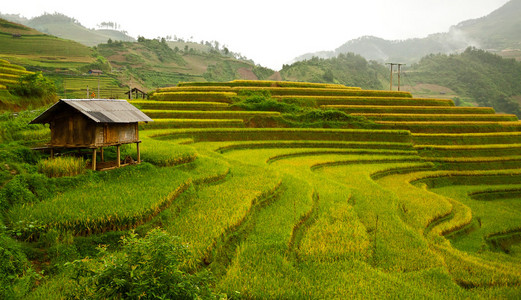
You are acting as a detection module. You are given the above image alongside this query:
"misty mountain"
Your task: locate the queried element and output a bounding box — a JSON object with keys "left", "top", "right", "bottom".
{"left": 0, "top": 12, "right": 135, "bottom": 46}
{"left": 291, "top": 0, "right": 521, "bottom": 64}
{"left": 454, "top": 0, "right": 521, "bottom": 50}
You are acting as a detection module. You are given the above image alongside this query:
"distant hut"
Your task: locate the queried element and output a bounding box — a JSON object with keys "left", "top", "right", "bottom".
{"left": 88, "top": 69, "right": 103, "bottom": 75}
{"left": 125, "top": 87, "right": 147, "bottom": 99}
{"left": 30, "top": 99, "right": 153, "bottom": 171}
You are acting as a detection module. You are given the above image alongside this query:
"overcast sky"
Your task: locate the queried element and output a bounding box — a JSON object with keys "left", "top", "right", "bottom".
{"left": 1, "top": 0, "right": 511, "bottom": 70}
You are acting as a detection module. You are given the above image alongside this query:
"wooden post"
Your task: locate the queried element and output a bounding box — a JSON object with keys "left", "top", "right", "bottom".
{"left": 92, "top": 148, "right": 97, "bottom": 171}
{"left": 136, "top": 142, "right": 141, "bottom": 163}
{"left": 50, "top": 148, "right": 54, "bottom": 159}
{"left": 100, "top": 147, "right": 104, "bottom": 162}
{"left": 116, "top": 145, "right": 121, "bottom": 168}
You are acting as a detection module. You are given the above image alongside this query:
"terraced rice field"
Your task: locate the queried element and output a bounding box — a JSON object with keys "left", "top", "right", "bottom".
{"left": 16, "top": 80, "right": 521, "bottom": 297}
{"left": 0, "top": 58, "right": 33, "bottom": 87}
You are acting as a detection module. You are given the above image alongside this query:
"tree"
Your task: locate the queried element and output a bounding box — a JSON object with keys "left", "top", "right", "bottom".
{"left": 11, "top": 72, "right": 56, "bottom": 99}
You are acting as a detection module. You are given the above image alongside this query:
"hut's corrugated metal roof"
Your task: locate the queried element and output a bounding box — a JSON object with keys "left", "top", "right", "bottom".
{"left": 30, "top": 99, "right": 153, "bottom": 124}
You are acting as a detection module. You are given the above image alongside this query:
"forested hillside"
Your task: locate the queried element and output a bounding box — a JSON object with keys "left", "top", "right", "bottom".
{"left": 408, "top": 47, "right": 521, "bottom": 116}
{"left": 280, "top": 53, "right": 387, "bottom": 90}
{"left": 281, "top": 48, "right": 521, "bottom": 117}
{"left": 97, "top": 37, "right": 275, "bottom": 90}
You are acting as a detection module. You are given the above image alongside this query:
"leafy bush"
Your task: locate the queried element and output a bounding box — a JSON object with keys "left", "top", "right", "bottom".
{"left": 0, "top": 173, "right": 54, "bottom": 211}
{"left": 232, "top": 91, "right": 301, "bottom": 113}
{"left": 0, "top": 234, "right": 38, "bottom": 299}
{"left": 10, "top": 72, "right": 56, "bottom": 99}
{"left": 66, "top": 229, "right": 215, "bottom": 299}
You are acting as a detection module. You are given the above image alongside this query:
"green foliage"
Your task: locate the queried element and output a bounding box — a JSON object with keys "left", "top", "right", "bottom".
{"left": 252, "top": 65, "right": 275, "bottom": 80}
{"left": 0, "top": 234, "right": 38, "bottom": 299}
{"left": 280, "top": 53, "right": 387, "bottom": 90}
{"left": 79, "top": 55, "right": 110, "bottom": 73}
{"left": 39, "top": 230, "right": 80, "bottom": 274}
{"left": 10, "top": 72, "right": 55, "bottom": 99}
{"left": 203, "top": 60, "right": 252, "bottom": 82}
{"left": 232, "top": 91, "right": 300, "bottom": 113}
{"left": 410, "top": 47, "right": 521, "bottom": 116}
{"left": 66, "top": 229, "right": 215, "bottom": 299}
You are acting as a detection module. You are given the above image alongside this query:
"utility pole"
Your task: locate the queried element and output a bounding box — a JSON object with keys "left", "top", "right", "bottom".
{"left": 386, "top": 63, "right": 406, "bottom": 91}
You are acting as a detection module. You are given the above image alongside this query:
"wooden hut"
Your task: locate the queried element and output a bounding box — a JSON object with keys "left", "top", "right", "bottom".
{"left": 30, "top": 99, "right": 153, "bottom": 171}
{"left": 125, "top": 87, "right": 147, "bottom": 99}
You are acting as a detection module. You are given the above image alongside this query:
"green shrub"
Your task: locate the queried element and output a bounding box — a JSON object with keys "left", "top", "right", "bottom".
{"left": 65, "top": 229, "right": 215, "bottom": 299}
{"left": 37, "top": 156, "right": 87, "bottom": 178}
{"left": 282, "top": 109, "right": 375, "bottom": 129}
{"left": 40, "top": 230, "right": 80, "bottom": 274}
{"left": 0, "top": 234, "right": 38, "bottom": 299}
{"left": 0, "top": 174, "right": 41, "bottom": 210}
{"left": 10, "top": 72, "right": 56, "bottom": 99}
{"left": 231, "top": 91, "right": 301, "bottom": 113}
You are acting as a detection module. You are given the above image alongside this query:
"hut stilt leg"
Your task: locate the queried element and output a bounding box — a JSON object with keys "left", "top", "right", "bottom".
{"left": 101, "top": 147, "right": 104, "bottom": 162}
{"left": 136, "top": 142, "right": 141, "bottom": 164}
{"left": 117, "top": 145, "right": 121, "bottom": 168}
{"left": 92, "top": 149, "right": 97, "bottom": 171}
{"left": 50, "top": 148, "right": 54, "bottom": 159}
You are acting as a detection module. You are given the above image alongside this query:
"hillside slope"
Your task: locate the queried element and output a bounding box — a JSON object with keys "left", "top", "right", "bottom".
{"left": 0, "top": 12, "right": 135, "bottom": 46}
{"left": 283, "top": 47, "right": 521, "bottom": 117}
{"left": 97, "top": 38, "right": 275, "bottom": 90}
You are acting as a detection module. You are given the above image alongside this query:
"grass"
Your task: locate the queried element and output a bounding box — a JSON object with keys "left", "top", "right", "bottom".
{"left": 413, "top": 132, "right": 521, "bottom": 145}
{"left": 163, "top": 158, "right": 282, "bottom": 266}
{"left": 129, "top": 100, "right": 229, "bottom": 110}
{"left": 276, "top": 95, "right": 455, "bottom": 107}
{"left": 377, "top": 121, "right": 521, "bottom": 133}
{"left": 37, "top": 156, "right": 86, "bottom": 178}
{"left": 416, "top": 143, "right": 521, "bottom": 157}
{"left": 326, "top": 105, "right": 496, "bottom": 114}
{"left": 141, "top": 109, "right": 280, "bottom": 120}
{"left": 178, "top": 79, "right": 361, "bottom": 89}
{"left": 147, "top": 128, "right": 413, "bottom": 143}
{"left": 6, "top": 163, "right": 192, "bottom": 238}
{"left": 355, "top": 113, "right": 518, "bottom": 122}
{"left": 141, "top": 118, "right": 244, "bottom": 129}
{"left": 149, "top": 91, "right": 236, "bottom": 102}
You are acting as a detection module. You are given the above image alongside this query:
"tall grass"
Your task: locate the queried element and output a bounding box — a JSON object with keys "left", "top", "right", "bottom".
{"left": 37, "top": 156, "right": 86, "bottom": 178}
